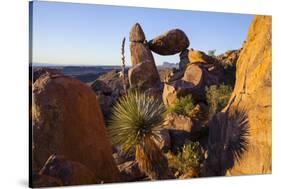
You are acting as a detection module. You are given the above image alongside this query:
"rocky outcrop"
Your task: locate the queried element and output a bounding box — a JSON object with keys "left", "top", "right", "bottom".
{"left": 163, "top": 62, "right": 222, "bottom": 105}
{"left": 165, "top": 113, "right": 194, "bottom": 132}
{"left": 128, "top": 23, "right": 161, "bottom": 90}
{"left": 32, "top": 71, "right": 120, "bottom": 184}
{"left": 148, "top": 29, "right": 189, "bottom": 55}
{"left": 39, "top": 155, "right": 99, "bottom": 185}
{"left": 91, "top": 70, "right": 128, "bottom": 118}
{"left": 203, "top": 16, "right": 272, "bottom": 176}
{"left": 118, "top": 161, "right": 146, "bottom": 182}
{"left": 225, "top": 15, "right": 272, "bottom": 175}
{"left": 188, "top": 50, "right": 215, "bottom": 64}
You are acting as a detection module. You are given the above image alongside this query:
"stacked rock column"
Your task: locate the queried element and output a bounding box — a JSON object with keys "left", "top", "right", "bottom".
{"left": 128, "top": 23, "right": 161, "bottom": 90}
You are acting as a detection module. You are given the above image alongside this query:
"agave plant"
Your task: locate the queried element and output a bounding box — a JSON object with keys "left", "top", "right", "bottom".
{"left": 108, "top": 91, "right": 168, "bottom": 179}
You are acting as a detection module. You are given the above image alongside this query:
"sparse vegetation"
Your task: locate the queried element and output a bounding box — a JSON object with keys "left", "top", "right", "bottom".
{"left": 167, "top": 141, "right": 204, "bottom": 178}
{"left": 205, "top": 84, "right": 232, "bottom": 118}
{"left": 108, "top": 91, "right": 169, "bottom": 179}
{"left": 166, "top": 95, "right": 199, "bottom": 118}
{"left": 207, "top": 49, "right": 216, "bottom": 56}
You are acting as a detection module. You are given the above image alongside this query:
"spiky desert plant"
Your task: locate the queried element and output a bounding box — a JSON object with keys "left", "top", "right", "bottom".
{"left": 108, "top": 91, "right": 169, "bottom": 179}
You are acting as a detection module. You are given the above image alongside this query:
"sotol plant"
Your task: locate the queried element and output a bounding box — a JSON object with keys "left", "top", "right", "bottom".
{"left": 108, "top": 91, "right": 169, "bottom": 179}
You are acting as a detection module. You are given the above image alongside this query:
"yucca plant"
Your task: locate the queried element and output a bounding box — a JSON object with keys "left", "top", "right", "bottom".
{"left": 108, "top": 91, "right": 169, "bottom": 180}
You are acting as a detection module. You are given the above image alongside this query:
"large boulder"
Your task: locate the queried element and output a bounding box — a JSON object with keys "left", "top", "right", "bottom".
{"left": 163, "top": 62, "right": 221, "bottom": 105}
{"left": 39, "top": 155, "right": 99, "bottom": 185}
{"left": 148, "top": 29, "right": 189, "bottom": 55}
{"left": 164, "top": 113, "right": 194, "bottom": 132}
{"left": 91, "top": 70, "right": 128, "bottom": 118}
{"left": 188, "top": 50, "right": 213, "bottom": 64}
{"left": 32, "top": 71, "right": 120, "bottom": 184}
{"left": 203, "top": 16, "right": 272, "bottom": 176}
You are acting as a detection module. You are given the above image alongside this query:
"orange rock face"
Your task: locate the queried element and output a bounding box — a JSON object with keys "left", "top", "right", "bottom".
{"left": 203, "top": 16, "right": 272, "bottom": 176}
{"left": 32, "top": 72, "right": 120, "bottom": 184}
{"left": 225, "top": 15, "right": 272, "bottom": 175}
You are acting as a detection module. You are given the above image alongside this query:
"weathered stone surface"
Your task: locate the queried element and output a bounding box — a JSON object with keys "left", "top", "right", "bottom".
{"left": 128, "top": 59, "right": 161, "bottom": 90}
{"left": 91, "top": 80, "right": 112, "bottom": 95}
{"left": 129, "top": 23, "right": 146, "bottom": 42}
{"left": 163, "top": 63, "right": 221, "bottom": 105}
{"left": 130, "top": 42, "right": 155, "bottom": 67}
{"left": 148, "top": 29, "right": 189, "bottom": 55}
{"left": 91, "top": 70, "right": 129, "bottom": 118}
{"left": 203, "top": 16, "right": 272, "bottom": 176}
{"left": 32, "top": 72, "right": 120, "bottom": 183}
{"left": 217, "top": 49, "right": 240, "bottom": 67}
{"left": 32, "top": 174, "right": 63, "bottom": 188}
{"left": 179, "top": 49, "right": 189, "bottom": 70}
{"left": 118, "top": 161, "right": 146, "bottom": 182}
{"left": 225, "top": 16, "right": 272, "bottom": 175}
{"left": 164, "top": 113, "right": 194, "bottom": 132}
{"left": 152, "top": 129, "right": 171, "bottom": 152}
{"left": 188, "top": 50, "right": 214, "bottom": 64}
{"left": 39, "top": 155, "right": 99, "bottom": 185}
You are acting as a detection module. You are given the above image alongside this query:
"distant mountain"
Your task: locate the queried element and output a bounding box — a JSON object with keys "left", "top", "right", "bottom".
{"left": 161, "top": 61, "right": 178, "bottom": 68}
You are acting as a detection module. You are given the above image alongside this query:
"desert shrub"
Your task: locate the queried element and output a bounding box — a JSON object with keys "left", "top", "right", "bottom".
{"left": 205, "top": 84, "right": 232, "bottom": 118}
{"left": 167, "top": 141, "right": 204, "bottom": 177}
{"left": 108, "top": 91, "right": 169, "bottom": 179}
{"left": 208, "top": 49, "right": 216, "bottom": 56}
{"left": 166, "top": 95, "right": 198, "bottom": 118}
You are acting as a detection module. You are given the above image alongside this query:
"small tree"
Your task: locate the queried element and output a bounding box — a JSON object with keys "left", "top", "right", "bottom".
{"left": 108, "top": 91, "right": 169, "bottom": 179}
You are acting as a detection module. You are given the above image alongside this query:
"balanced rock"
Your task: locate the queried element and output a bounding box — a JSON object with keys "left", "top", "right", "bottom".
{"left": 32, "top": 71, "right": 120, "bottom": 183}
{"left": 148, "top": 29, "right": 189, "bottom": 55}
{"left": 39, "top": 155, "right": 99, "bottom": 185}
{"left": 129, "top": 23, "right": 146, "bottom": 42}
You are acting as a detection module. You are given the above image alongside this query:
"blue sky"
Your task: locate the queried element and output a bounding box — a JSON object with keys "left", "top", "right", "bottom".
{"left": 31, "top": 1, "right": 254, "bottom": 66}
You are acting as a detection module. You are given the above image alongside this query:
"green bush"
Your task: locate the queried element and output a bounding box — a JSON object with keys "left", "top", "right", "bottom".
{"left": 167, "top": 142, "right": 204, "bottom": 177}
{"left": 166, "top": 95, "right": 198, "bottom": 118}
{"left": 205, "top": 84, "right": 232, "bottom": 117}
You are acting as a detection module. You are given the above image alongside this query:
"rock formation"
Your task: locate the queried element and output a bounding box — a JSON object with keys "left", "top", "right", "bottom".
{"left": 163, "top": 61, "right": 222, "bottom": 105}
{"left": 32, "top": 71, "right": 120, "bottom": 183}
{"left": 39, "top": 155, "right": 99, "bottom": 185}
{"left": 203, "top": 16, "right": 272, "bottom": 176}
{"left": 128, "top": 23, "right": 161, "bottom": 90}
{"left": 148, "top": 29, "right": 189, "bottom": 55}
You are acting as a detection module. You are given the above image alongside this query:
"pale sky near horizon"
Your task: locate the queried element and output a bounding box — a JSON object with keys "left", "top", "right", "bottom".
{"left": 31, "top": 1, "right": 254, "bottom": 66}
